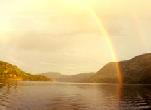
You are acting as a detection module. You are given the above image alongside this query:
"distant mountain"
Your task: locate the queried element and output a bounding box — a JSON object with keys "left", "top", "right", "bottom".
{"left": 89, "top": 53, "right": 151, "bottom": 84}
{"left": 41, "top": 72, "right": 62, "bottom": 80}
{"left": 42, "top": 72, "right": 95, "bottom": 82}
{"left": 0, "top": 61, "right": 51, "bottom": 83}
{"left": 58, "top": 73, "right": 95, "bottom": 83}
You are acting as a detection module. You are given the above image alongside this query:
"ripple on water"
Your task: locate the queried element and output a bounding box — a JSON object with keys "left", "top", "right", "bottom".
{"left": 0, "top": 82, "right": 151, "bottom": 110}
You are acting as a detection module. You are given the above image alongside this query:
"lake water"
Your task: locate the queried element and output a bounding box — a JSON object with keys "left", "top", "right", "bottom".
{"left": 0, "top": 81, "right": 151, "bottom": 110}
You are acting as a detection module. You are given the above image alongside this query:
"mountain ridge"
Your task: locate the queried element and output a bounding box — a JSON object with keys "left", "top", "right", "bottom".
{"left": 90, "top": 53, "right": 151, "bottom": 84}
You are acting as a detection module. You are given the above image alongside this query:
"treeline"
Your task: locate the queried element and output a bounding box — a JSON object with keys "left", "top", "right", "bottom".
{"left": 0, "top": 61, "right": 51, "bottom": 83}
{"left": 23, "top": 73, "right": 51, "bottom": 81}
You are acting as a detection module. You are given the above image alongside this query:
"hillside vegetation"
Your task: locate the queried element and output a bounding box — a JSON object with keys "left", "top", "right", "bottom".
{"left": 0, "top": 61, "right": 50, "bottom": 83}
{"left": 90, "top": 53, "right": 151, "bottom": 84}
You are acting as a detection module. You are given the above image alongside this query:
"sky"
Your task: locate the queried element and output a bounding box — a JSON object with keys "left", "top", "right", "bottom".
{"left": 0, "top": 0, "right": 151, "bottom": 74}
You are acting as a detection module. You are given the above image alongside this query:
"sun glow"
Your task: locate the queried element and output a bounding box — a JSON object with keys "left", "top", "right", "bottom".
{"left": 0, "top": 16, "right": 13, "bottom": 33}
{"left": 60, "top": 0, "right": 92, "bottom": 13}
{"left": 62, "top": 0, "right": 89, "bottom": 7}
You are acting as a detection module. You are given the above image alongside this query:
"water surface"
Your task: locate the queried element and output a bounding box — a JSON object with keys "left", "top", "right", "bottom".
{"left": 0, "top": 81, "right": 151, "bottom": 110}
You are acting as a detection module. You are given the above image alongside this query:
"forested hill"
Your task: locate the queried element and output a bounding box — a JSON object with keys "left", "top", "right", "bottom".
{"left": 89, "top": 53, "right": 151, "bottom": 84}
{"left": 0, "top": 61, "right": 50, "bottom": 83}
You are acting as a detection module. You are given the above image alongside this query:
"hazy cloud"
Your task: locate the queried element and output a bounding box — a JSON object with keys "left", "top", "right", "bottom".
{"left": 0, "top": 0, "right": 151, "bottom": 74}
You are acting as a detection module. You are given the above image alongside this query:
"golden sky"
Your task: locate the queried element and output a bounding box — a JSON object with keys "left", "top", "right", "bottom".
{"left": 0, "top": 0, "right": 151, "bottom": 74}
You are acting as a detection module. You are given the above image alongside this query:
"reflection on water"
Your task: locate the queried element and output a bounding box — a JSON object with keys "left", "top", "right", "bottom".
{"left": 119, "top": 85, "right": 151, "bottom": 110}
{"left": 0, "top": 82, "right": 151, "bottom": 110}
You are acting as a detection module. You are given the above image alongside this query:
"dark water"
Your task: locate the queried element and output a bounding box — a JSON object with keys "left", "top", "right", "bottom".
{"left": 0, "top": 82, "right": 151, "bottom": 110}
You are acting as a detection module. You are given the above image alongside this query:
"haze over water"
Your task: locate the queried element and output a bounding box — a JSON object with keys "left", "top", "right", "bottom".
{"left": 0, "top": 82, "right": 151, "bottom": 110}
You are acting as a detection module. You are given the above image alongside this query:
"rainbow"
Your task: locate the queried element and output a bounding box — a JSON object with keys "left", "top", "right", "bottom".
{"left": 85, "top": 4, "right": 123, "bottom": 84}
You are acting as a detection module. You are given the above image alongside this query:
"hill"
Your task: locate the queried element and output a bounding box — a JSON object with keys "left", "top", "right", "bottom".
{"left": 42, "top": 72, "right": 95, "bottom": 83}
{"left": 58, "top": 73, "right": 95, "bottom": 83}
{"left": 41, "top": 72, "right": 61, "bottom": 80}
{"left": 89, "top": 53, "right": 151, "bottom": 84}
{"left": 0, "top": 61, "right": 51, "bottom": 83}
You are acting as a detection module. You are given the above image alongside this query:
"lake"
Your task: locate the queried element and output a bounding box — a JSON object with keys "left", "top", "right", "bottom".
{"left": 0, "top": 81, "right": 151, "bottom": 110}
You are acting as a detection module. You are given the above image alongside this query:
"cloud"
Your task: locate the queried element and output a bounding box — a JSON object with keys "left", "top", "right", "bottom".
{"left": 0, "top": 0, "right": 151, "bottom": 74}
